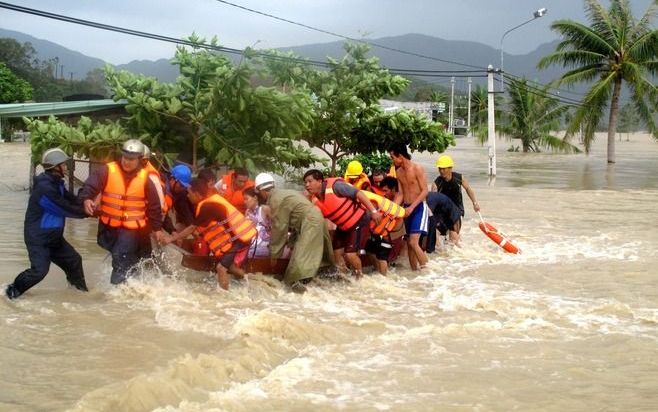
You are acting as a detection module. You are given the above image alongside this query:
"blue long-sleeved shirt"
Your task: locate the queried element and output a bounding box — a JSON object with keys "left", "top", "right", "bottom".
{"left": 24, "top": 171, "right": 87, "bottom": 244}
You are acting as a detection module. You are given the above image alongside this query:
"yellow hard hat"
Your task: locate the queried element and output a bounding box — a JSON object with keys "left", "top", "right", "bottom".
{"left": 435, "top": 155, "right": 454, "bottom": 169}
{"left": 345, "top": 160, "right": 363, "bottom": 177}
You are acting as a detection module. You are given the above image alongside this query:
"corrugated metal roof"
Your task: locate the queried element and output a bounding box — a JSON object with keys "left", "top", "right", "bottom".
{"left": 0, "top": 99, "right": 127, "bottom": 118}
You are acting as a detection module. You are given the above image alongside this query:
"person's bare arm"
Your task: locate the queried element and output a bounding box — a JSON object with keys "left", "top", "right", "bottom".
{"left": 461, "top": 176, "right": 480, "bottom": 212}
{"left": 162, "top": 224, "right": 197, "bottom": 245}
{"left": 356, "top": 190, "right": 382, "bottom": 224}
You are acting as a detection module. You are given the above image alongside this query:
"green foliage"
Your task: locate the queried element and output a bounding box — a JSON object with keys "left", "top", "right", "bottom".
{"left": 266, "top": 42, "right": 452, "bottom": 174}
{"left": 336, "top": 153, "right": 393, "bottom": 177}
{"left": 500, "top": 78, "right": 580, "bottom": 153}
{"left": 25, "top": 116, "right": 127, "bottom": 164}
{"left": 0, "top": 38, "right": 107, "bottom": 102}
{"left": 537, "top": 0, "right": 658, "bottom": 162}
{"left": 0, "top": 62, "right": 32, "bottom": 103}
{"left": 107, "top": 34, "right": 318, "bottom": 173}
{"left": 412, "top": 86, "right": 448, "bottom": 103}
{"left": 470, "top": 84, "right": 506, "bottom": 144}
{"left": 349, "top": 109, "right": 454, "bottom": 154}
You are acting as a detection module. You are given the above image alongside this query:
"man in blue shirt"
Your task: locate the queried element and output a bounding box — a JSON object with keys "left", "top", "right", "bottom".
{"left": 6, "top": 149, "right": 91, "bottom": 299}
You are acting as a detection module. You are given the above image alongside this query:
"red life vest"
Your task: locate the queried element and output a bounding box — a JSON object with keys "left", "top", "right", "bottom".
{"left": 195, "top": 194, "right": 257, "bottom": 258}
{"left": 219, "top": 171, "right": 255, "bottom": 214}
{"left": 312, "top": 177, "right": 366, "bottom": 231}
{"left": 99, "top": 162, "right": 148, "bottom": 229}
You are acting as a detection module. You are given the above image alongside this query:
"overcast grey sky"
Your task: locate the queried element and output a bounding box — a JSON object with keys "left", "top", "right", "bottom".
{"left": 1, "top": 0, "right": 655, "bottom": 64}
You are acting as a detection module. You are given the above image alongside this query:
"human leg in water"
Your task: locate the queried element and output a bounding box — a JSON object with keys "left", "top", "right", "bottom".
{"left": 110, "top": 229, "right": 141, "bottom": 285}
{"left": 51, "top": 239, "right": 88, "bottom": 291}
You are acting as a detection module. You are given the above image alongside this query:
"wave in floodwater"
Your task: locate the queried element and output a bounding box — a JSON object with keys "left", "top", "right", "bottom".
{"left": 1, "top": 140, "right": 657, "bottom": 412}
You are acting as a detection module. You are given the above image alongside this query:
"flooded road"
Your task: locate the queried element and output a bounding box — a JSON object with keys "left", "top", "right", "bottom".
{"left": 1, "top": 134, "right": 657, "bottom": 411}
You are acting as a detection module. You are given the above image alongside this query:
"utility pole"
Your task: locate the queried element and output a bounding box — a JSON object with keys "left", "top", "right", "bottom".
{"left": 449, "top": 76, "right": 455, "bottom": 134}
{"left": 487, "top": 65, "right": 497, "bottom": 177}
{"left": 60, "top": 65, "right": 64, "bottom": 80}
{"left": 69, "top": 72, "right": 75, "bottom": 82}
{"left": 53, "top": 57, "right": 59, "bottom": 78}
{"left": 467, "top": 77, "right": 472, "bottom": 137}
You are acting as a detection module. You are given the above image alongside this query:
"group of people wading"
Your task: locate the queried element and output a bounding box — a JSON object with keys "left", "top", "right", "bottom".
{"left": 5, "top": 139, "right": 480, "bottom": 299}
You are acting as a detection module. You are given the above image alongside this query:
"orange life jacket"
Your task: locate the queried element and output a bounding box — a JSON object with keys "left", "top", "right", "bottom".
{"left": 100, "top": 162, "right": 148, "bottom": 229}
{"left": 361, "top": 191, "right": 405, "bottom": 237}
{"left": 144, "top": 161, "right": 169, "bottom": 214}
{"left": 312, "top": 177, "right": 366, "bottom": 231}
{"left": 195, "top": 194, "right": 257, "bottom": 258}
{"left": 345, "top": 173, "right": 371, "bottom": 191}
{"left": 219, "top": 171, "right": 255, "bottom": 213}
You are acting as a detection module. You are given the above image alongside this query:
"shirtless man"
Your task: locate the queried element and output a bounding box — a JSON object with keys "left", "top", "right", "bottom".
{"left": 388, "top": 143, "right": 429, "bottom": 270}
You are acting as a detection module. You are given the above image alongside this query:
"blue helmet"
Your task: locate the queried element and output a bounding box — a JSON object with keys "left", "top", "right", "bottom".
{"left": 171, "top": 165, "right": 192, "bottom": 188}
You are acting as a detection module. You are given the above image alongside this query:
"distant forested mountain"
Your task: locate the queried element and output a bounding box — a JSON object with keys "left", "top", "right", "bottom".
{"left": 1, "top": 28, "right": 573, "bottom": 95}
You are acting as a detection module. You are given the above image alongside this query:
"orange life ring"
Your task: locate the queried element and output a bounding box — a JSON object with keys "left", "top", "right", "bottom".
{"left": 479, "top": 222, "right": 520, "bottom": 254}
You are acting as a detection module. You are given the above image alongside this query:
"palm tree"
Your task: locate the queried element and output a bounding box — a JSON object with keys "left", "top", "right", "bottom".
{"left": 500, "top": 78, "right": 581, "bottom": 153}
{"left": 538, "top": 0, "right": 658, "bottom": 163}
{"left": 470, "top": 84, "right": 504, "bottom": 144}
{"left": 470, "top": 85, "right": 488, "bottom": 129}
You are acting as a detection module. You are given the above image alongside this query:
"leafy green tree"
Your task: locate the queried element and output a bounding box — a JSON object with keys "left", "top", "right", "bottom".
{"left": 470, "top": 84, "right": 504, "bottom": 144}
{"left": 0, "top": 38, "right": 37, "bottom": 80}
{"left": 0, "top": 38, "right": 64, "bottom": 101}
{"left": 266, "top": 43, "right": 454, "bottom": 175}
{"left": 499, "top": 78, "right": 581, "bottom": 153}
{"left": 66, "top": 68, "right": 108, "bottom": 97}
{"left": 0, "top": 63, "right": 33, "bottom": 103}
{"left": 1, "top": 38, "right": 109, "bottom": 101}
{"left": 25, "top": 115, "right": 127, "bottom": 164}
{"left": 413, "top": 87, "right": 448, "bottom": 103}
{"left": 538, "top": 0, "right": 658, "bottom": 163}
{"left": 107, "top": 34, "right": 317, "bottom": 172}
{"left": 337, "top": 153, "right": 393, "bottom": 177}
{"left": 349, "top": 109, "right": 453, "bottom": 154}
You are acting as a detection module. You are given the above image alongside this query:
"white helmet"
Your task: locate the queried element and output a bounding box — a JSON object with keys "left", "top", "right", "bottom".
{"left": 121, "top": 139, "right": 145, "bottom": 157}
{"left": 142, "top": 145, "right": 151, "bottom": 159}
{"left": 254, "top": 172, "right": 275, "bottom": 191}
{"left": 41, "top": 148, "right": 70, "bottom": 170}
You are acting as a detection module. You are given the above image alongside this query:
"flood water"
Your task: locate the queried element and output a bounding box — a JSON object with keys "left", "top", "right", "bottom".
{"left": 1, "top": 134, "right": 657, "bottom": 411}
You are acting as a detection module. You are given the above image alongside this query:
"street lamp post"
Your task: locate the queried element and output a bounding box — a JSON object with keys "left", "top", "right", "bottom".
{"left": 499, "top": 7, "right": 547, "bottom": 92}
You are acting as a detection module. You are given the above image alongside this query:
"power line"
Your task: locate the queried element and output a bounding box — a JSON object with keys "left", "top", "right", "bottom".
{"left": 502, "top": 78, "right": 585, "bottom": 108}
{"left": 213, "top": 1, "right": 591, "bottom": 98}
{"left": 0, "top": 1, "right": 489, "bottom": 81}
{"left": 505, "top": 71, "right": 587, "bottom": 97}
{"left": 496, "top": 71, "right": 585, "bottom": 105}
{"left": 1, "top": 1, "right": 588, "bottom": 99}
{"left": 0, "top": 1, "right": 330, "bottom": 68}
{"left": 212, "top": 0, "right": 488, "bottom": 71}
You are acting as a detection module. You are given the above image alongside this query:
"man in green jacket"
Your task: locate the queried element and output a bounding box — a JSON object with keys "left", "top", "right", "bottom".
{"left": 254, "top": 173, "right": 334, "bottom": 293}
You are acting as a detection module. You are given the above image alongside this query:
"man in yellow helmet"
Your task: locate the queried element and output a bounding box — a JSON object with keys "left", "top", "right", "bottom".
{"left": 343, "top": 160, "right": 371, "bottom": 191}
{"left": 427, "top": 155, "right": 480, "bottom": 251}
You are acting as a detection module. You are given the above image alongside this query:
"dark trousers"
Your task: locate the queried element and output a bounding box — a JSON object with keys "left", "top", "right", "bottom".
{"left": 98, "top": 225, "right": 151, "bottom": 284}
{"left": 423, "top": 215, "right": 438, "bottom": 253}
{"left": 12, "top": 238, "right": 87, "bottom": 296}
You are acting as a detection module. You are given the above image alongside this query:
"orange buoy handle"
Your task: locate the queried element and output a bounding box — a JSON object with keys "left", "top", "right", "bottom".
{"left": 479, "top": 222, "right": 520, "bottom": 254}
